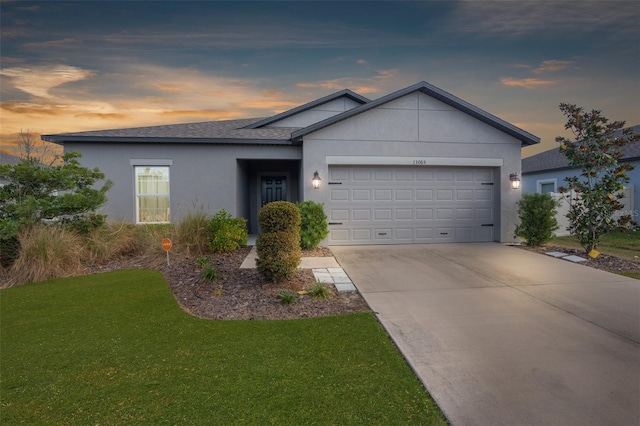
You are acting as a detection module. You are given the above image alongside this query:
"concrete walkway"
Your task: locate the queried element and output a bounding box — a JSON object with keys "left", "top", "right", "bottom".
{"left": 331, "top": 243, "right": 640, "bottom": 426}
{"left": 240, "top": 246, "right": 357, "bottom": 292}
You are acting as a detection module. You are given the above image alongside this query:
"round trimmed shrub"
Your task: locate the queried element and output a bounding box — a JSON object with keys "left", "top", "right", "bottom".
{"left": 256, "top": 231, "right": 301, "bottom": 282}
{"left": 256, "top": 201, "right": 301, "bottom": 283}
{"left": 258, "top": 201, "right": 300, "bottom": 232}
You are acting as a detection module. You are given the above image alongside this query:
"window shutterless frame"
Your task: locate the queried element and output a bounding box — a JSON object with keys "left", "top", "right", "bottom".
{"left": 134, "top": 166, "right": 170, "bottom": 224}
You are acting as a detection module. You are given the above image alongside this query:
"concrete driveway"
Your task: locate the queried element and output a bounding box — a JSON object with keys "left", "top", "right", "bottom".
{"left": 331, "top": 243, "right": 640, "bottom": 426}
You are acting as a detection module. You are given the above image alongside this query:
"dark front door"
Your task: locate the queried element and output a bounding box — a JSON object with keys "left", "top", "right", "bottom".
{"left": 261, "top": 176, "right": 287, "bottom": 207}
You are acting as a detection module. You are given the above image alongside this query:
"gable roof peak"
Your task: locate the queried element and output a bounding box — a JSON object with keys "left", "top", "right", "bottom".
{"left": 292, "top": 81, "right": 540, "bottom": 146}
{"left": 244, "top": 88, "right": 370, "bottom": 129}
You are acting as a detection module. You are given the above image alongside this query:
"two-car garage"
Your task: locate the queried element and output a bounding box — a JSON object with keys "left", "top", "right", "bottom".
{"left": 326, "top": 165, "right": 497, "bottom": 245}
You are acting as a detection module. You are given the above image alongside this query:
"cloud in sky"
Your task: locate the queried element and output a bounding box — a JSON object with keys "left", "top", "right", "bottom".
{"left": 499, "top": 77, "right": 558, "bottom": 89}
{"left": 0, "top": 1, "right": 638, "bottom": 158}
{"left": 533, "top": 60, "right": 573, "bottom": 74}
{"left": 0, "top": 65, "right": 95, "bottom": 98}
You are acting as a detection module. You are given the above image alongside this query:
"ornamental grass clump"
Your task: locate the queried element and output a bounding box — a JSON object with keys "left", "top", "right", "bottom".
{"left": 256, "top": 201, "right": 301, "bottom": 283}
{"left": 7, "top": 224, "right": 85, "bottom": 286}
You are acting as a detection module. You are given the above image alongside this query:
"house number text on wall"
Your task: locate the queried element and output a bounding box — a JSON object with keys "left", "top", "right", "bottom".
{"left": 412, "top": 159, "right": 428, "bottom": 165}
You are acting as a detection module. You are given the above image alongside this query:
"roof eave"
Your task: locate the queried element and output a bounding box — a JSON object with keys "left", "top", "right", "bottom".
{"left": 41, "top": 135, "right": 294, "bottom": 146}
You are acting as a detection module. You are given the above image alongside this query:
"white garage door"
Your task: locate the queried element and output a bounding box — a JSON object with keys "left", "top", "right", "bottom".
{"left": 327, "top": 166, "right": 496, "bottom": 245}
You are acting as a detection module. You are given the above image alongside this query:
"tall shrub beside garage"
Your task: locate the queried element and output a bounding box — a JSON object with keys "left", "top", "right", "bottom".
{"left": 515, "top": 192, "right": 561, "bottom": 246}
{"left": 256, "top": 201, "right": 301, "bottom": 282}
{"left": 297, "top": 200, "right": 329, "bottom": 250}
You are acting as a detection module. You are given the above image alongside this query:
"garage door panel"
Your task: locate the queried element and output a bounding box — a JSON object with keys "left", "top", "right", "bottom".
{"left": 416, "top": 208, "right": 433, "bottom": 220}
{"left": 395, "top": 228, "right": 413, "bottom": 240}
{"left": 436, "top": 170, "right": 454, "bottom": 181}
{"left": 374, "top": 209, "right": 393, "bottom": 220}
{"left": 352, "top": 209, "right": 371, "bottom": 221}
{"left": 395, "top": 189, "right": 413, "bottom": 201}
{"left": 374, "top": 229, "right": 392, "bottom": 240}
{"left": 330, "top": 168, "right": 349, "bottom": 180}
{"left": 353, "top": 229, "right": 372, "bottom": 240}
{"left": 331, "top": 209, "right": 349, "bottom": 221}
{"left": 476, "top": 189, "right": 493, "bottom": 201}
{"left": 330, "top": 189, "right": 349, "bottom": 201}
{"left": 327, "top": 166, "right": 496, "bottom": 245}
{"left": 396, "top": 209, "right": 413, "bottom": 220}
{"left": 374, "top": 189, "right": 392, "bottom": 201}
{"left": 353, "top": 189, "right": 371, "bottom": 201}
{"left": 455, "top": 208, "right": 474, "bottom": 219}
{"left": 416, "top": 189, "right": 433, "bottom": 200}
{"left": 457, "top": 189, "right": 473, "bottom": 200}
{"left": 375, "top": 169, "right": 393, "bottom": 181}
{"left": 331, "top": 229, "right": 350, "bottom": 242}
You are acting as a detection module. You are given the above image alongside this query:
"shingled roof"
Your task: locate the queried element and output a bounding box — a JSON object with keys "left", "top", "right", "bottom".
{"left": 43, "top": 81, "right": 541, "bottom": 147}
{"left": 522, "top": 125, "right": 640, "bottom": 174}
{"left": 42, "top": 118, "right": 301, "bottom": 145}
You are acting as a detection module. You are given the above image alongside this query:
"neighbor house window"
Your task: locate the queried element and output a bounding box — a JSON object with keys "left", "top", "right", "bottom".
{"left": 135, "top": 166, "right": 170, "bottom": 223}
{"left": 537, "top": 179, "right": 557, "bottom": 194}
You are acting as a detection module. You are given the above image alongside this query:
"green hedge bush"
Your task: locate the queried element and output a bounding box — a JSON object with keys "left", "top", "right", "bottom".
{"left": 257, "top": 201, "right": 300, "bottom": 232}
{"left": 208, "top": 209, "right": 248, "bottom": 253}
{"left": 298, "top": 200, "right": 329, "bottom": 250}
{"left": 256, "top": 201, "right": 301, "bottom": 282}
{"left": 515, "top": 192, "right": 561, "bottom": 246}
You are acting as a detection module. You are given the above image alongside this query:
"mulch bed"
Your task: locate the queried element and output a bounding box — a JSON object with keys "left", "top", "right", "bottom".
{"left": 516, "top": 245, "right": 640, "bottom": 274}
{"left": 88, "top": 246, "right": 370, "bottom": 321}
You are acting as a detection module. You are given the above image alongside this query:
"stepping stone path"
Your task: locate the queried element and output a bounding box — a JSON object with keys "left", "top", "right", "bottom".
{"left": 312, "top": 268, "right": 357, "bottom": 292}
{"left": 545, "top": 251, "right": 588, "bottom": 263}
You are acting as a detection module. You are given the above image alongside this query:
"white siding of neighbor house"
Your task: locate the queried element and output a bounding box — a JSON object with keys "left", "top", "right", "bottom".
{"left": 301, "top": 91, "right": 524, "bottom": 243}
{"left": 266, "top": 97, "right": 362, "bottom": 128}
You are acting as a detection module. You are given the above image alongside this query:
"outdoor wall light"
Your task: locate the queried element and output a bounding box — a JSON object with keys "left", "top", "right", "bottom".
{"left": 510, "top": 173, "right": 521, "bottom": 189}
{"left": 312, "top": 170, "right": 321, "bottom": 189}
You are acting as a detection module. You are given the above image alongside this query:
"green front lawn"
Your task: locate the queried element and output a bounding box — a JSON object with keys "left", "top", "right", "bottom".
{"left": 1, "top": 270, "right": 447, "bottom": 425}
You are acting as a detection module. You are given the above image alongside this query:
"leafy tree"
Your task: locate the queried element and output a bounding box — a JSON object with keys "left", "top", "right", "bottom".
{"left": 0, "top": 151, "right": 112, "bottom": 264}
{"left": 555, "top": 104, "right": 638, "bottom": 253}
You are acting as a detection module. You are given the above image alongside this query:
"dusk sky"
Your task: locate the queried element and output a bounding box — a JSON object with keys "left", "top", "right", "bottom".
{"left": 1, "top": 0, "right": 638, "bottom": 158}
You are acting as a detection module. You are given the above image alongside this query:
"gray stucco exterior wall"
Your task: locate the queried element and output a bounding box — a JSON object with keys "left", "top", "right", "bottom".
{"left": 64, "top": 141, "right": 302, "bottom": 226}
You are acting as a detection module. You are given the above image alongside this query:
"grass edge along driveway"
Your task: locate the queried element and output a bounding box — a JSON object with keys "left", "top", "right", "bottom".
{"left": 1, "top": 269, "right": 446, "bottom": 425}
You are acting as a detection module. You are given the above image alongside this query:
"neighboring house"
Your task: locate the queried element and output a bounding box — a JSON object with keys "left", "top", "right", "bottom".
{"left": 522, "top": 125, "right": 640, "bottom": 221}
{"left": 0, "top": 152, "right": 23, "bottom": 186}
{"left": 42, "top": 81, "right": 539, "bottom": 245}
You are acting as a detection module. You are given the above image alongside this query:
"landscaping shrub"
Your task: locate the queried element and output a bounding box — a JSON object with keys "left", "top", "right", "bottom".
{"left": 257, "top": 201, "right": 300, "bottom": 232}
{"left": 308, "top": 281, "right": 333, "bottom": 299}
{"left": 85, "top": 221, "right": 138, "bottom": 263}
{"left": 7, "top": 224, "right": 85, "bottom": 286}
{"left": 298, "top": 200, "right": 329, "bottom": 250}
{"left": 208, "top": 209, "right": 248, "bottom": 253}
{"left": 133, "top": 224, "right": 176, "bottom": 267}
{"left": 256, "top": 201, "right": 301, "bottom": 282}
{"left": 200, "top": 265, "right": 220, "bottom": 282}
{"left": 278, "top": 289, "right": 297, "bottom": 305}
{"left": 515, "top": 192, "right": 561, "bottom": 246}
{"left": 176, "top": 209, "right": 212, "bottom": 256}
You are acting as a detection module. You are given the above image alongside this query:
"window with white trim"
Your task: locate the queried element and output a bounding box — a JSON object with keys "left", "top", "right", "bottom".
{"left": 135, "top": 166, "right": 170, "bottom": 223}
{"left": 537, "top": 179, "right": 557, "bottom": 194}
